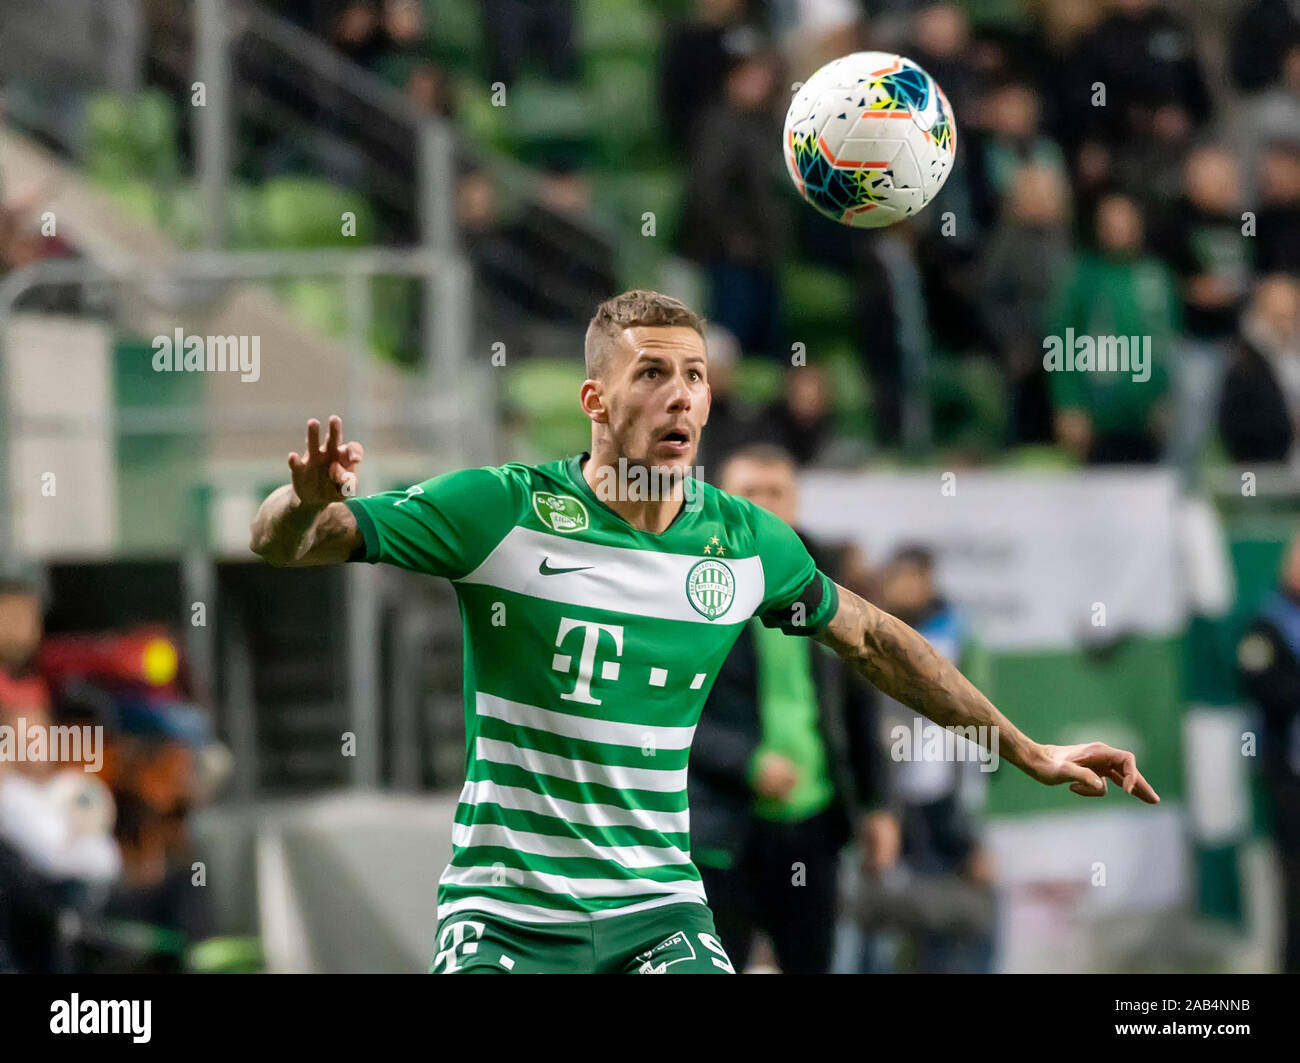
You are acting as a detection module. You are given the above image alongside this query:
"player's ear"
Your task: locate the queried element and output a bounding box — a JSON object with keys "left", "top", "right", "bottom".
{"left": 579, "top": 379, "right": 608, "bottom": 424}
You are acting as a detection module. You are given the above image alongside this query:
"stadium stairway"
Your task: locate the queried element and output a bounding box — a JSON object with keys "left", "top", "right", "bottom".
{"left": 1, "top": 122, "right": 479, "bottom": 794}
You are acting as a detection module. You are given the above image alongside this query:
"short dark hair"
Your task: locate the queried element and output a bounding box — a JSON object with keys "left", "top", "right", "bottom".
{"left": 889, "top": 543, "right": 935, "bottom": 571}
{"left": 584, "top": 289, "right": 705, "bottom": 379}
{"left": 720, "top": 443, "right": 797, "bottom": 477}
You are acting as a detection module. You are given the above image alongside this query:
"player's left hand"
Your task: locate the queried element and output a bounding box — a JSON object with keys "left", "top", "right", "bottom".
{"left": 1031, "top": 742, "right": 1159, "bottom": 804}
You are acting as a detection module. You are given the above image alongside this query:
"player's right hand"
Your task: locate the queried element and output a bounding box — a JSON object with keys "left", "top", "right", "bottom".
{"left": 288, "top": 415, "right": 365, "bottom": 507}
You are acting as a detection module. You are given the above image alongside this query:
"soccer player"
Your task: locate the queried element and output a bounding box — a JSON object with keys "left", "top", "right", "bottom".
{"left": 250, "top": 289, "right": 1159, "bottom": 974}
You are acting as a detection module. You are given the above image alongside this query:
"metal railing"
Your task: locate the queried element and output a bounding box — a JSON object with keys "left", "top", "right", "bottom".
{"left": 0, "top": 247, "right": 482, "bottom": 796}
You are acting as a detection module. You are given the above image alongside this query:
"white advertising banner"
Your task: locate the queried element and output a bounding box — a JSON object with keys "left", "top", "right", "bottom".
{"left": 799, "top": 469, "right": 1186, "bottom": 652}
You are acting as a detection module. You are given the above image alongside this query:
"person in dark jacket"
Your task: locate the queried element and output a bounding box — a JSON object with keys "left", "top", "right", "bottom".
{"left": 1237, "top": 530, "right": 1300, "bottom": 973}
{"left": 678, "top": 38, "right": 788, "bottom": 359}
{"left": 688, "top": 444, "right": 888, "bottom": 973}
{"left": 1219, "top": 274, "right": 1300, "bottom": 463}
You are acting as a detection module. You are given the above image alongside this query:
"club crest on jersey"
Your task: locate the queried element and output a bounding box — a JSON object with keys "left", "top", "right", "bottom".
{"left": 532, "top": 491, "right": 589, "bottom": 534}
{"left": 686, "top": 559, "right": 735, "bottom": 621}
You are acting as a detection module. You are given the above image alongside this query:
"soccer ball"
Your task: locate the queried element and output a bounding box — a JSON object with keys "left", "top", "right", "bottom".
{"left": 782, "top": 51, "right": 957, "bottom": 229}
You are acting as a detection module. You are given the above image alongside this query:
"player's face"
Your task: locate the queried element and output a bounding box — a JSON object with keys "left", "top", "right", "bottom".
{"left": 596, "top": 325, "right": 710, "bottom": 473}
{"left": 722, "top": 458, "right": 798, "bottom": 526}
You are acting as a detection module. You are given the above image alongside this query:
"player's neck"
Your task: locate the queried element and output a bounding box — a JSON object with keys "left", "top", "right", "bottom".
{"left": 580, "top": 449, "right": 685, "bottom": 535}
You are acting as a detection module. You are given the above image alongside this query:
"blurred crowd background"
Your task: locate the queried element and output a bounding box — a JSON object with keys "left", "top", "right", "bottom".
{"left": 1, "top": 0, "right": 1298, "bottom": 973}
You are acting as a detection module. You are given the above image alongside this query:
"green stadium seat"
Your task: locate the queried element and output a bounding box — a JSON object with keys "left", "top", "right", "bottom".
{"left": 780, "top": 262, "right": 856, "bottom": 352}
{"left": 503, "top": 358, "right": 590, "bottom": 459}
{"left": 83, "top": 90, "right": 180, "bottom": 187}
{"left": 282, "top": 278, "right": 348, "bottom": 337}
{"left": 97, "top": 178, "right": 165, "bottom": 227}
{"left": 579, "top": 0, "right": 660, "bottom": 58}
{"left": 258, "top": 177, "right": 375, "bottom": 249}
{"left": 821, "top": 344, "right": 871, "bottom": 441}
{"left": 585, "top": 57, "right": 662, "bottom": 163}
{"left": 165, "top": 181, "right": 262, "bottom": 248}
{"left": 929, "top": 355, "right": 1007, "bottom": 453}
{"left": 731, "top": 358, "right": 783, "bottom": 407}
{"left": 593, "top": 167, "right": 682, "bottom": 242}
{"left": 425, "top": 0, "right": 485, "bottom": 75}
{"left": 503, "top": 79, "right": 597, "bottom": 169}
{"left": 453, "top": 75, "right": 510, "bottom": 152}
{"left": 1005, "top": 444, "right": 1075, "bottom": 470}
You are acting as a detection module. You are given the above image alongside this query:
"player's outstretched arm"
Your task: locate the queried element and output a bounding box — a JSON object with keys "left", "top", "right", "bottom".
{"left": 814, "top": 583, "right": 1160, "bottom": 804}
{"left": 249, "top": 415, "right": 364, "bottom": 567}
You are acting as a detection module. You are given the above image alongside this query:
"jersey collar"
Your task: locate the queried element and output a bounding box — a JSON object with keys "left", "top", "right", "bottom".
{"left": 564, "top": 452, "right": 694, "bottom": 536}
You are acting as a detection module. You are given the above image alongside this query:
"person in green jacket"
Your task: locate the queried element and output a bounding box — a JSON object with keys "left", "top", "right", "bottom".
{"left": 1049, "top": 193, "right": 1183, "bottom": 463}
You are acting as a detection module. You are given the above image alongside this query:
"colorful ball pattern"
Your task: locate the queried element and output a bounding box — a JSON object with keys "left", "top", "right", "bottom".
{"left": 783, "top": 51, "right": 957, "bottom": 229}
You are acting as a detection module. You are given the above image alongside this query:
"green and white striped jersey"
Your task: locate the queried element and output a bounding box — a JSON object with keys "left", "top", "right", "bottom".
{"left": 346, "top": 454, "right": 838, "bottom": 925}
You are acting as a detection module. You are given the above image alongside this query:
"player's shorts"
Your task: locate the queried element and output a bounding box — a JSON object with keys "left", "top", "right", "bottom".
{"left": 430, "top": 901, "right": 736, "bottom": 974}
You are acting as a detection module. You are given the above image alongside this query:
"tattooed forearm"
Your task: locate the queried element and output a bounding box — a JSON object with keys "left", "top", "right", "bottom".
{"left": 816, "top": 583, "right": 1046, "bottom": 779}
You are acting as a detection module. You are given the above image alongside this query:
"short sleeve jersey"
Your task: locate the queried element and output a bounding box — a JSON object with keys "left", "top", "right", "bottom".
{"left": 346, "top": 454, "right": 838, "bottom": 925}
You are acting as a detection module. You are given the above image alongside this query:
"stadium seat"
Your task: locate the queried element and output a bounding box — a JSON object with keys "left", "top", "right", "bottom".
{"left": 731, "top": 358, "right": 783, "bottom": 407}
{"left": 780, "top": 261, "right": 856, "bottom": 353}
{"left": 821, "top": 344, "right": 872, "bottom": 442}
{"left": 453, "top": 75, "right": 510, "bottom": 153}
{"left": 424, "top": 0, "right": 484, "bottom": 75}
{"left": 1005, "top": 444, "right": 1075, "bottom": 470}
{"left": 97, "top": 178, "right": 166, "bottom": 228}
{"left": 585, "top": 57, "right": 663, "bottom": 164}
{"left": 503, "top": 358, "right": 591, "bottom": 458}
{"left": 165, "top": 181, "right": 262, "bottom": 249}
{"left": 258, "top": 177, "right": 375, "bottom": 249}
{"left": 579, "top": 0, "right": 660, "bottom": 58}
{"left": 502, "top": 79, "right": 597, "bottom": 170}
{"left": 929, "top": 356, "right": 1008, "bottom": 453}
{"left": 593, "top": 167, "right": 682, "bottom": 244}
{"left": 83, "top": 90, "right": 180, "bottom": 187}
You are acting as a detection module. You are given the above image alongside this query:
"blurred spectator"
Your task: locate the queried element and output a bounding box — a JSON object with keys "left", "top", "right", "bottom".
{"left": 0, "top": 562, "right": 120, "bottom": 972}
{"left": 980, "top": 164, "right": 1073, "bottom": 444}
{"left": 1151, "top": 145, "right": 1254, "bottom": 477}
{"left": 659, "top": 0, "right": 756, "bottom": 152}
{"left": 456, "top": 169, "right": 531, "bottom": 333}
{"left": 1237, "top": 530, "right": 1300, "bottom": 972}
{"left": 690, "top": 445, "right": 885, "bottom": 973}
{"left": 1257, "top": 140, "right": 1300, "bottom": 275}
{"left": 851, "top": 544, "right": 996, "bottom": 974}
{"left": 769, "top": 0, "right": 865, "bottom": 83}
{"left": 329, "top": 0, "right": 386, "bottom": 69}
{"left": 1059, "top": 0, "right": 1210, "bottom": 155}
{"left": 1240, "top": 45, "right": 1300, "bottom": 184}
{"left": 1050, "top": 193, "right": 1179, "bottom": 464}
{"left": 850, "top": 233, "right": 906, "bottom": 448}
{"left": 696, "top": 323, "right": 760, "bottom": 480}
{"left": 481, "top": 0, "right": 578, "bottom": 85}
{"left": 1230, "top": 0, "right": 1300, "bottom": 96}
{"left": 455, "top": 168, "right": 616, "bottom": 335}
{"left": 680, "top": 41, "right": 789, "bottom": 358}
{"left": 759, "top": 364, "right": 835, "bottom": 465}
{"left": 977, "top": 81, "right": 1067, "bottom": 212}
{"left": 403, "top": 61, "right": 456, "bottom": 118}
{"left": 1220, "top": 274, "right": 1300, "bottom": 463}
{"left": 907, "top": 4, "right": 978, "bottom": 121}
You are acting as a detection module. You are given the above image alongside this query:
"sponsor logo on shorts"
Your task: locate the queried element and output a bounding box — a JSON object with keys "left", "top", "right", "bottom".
{"left": 635, "top": 930, "right": 697, "bottom": 973}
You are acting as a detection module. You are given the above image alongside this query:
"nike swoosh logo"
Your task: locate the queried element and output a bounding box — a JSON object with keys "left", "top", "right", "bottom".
{"left": 539, "top": 558, "right": 593, "bottom": 576}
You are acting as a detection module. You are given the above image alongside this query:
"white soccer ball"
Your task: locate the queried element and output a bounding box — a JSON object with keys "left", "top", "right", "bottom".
{"left": 782, "top": 51, "right": 958, "bottom": 229}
